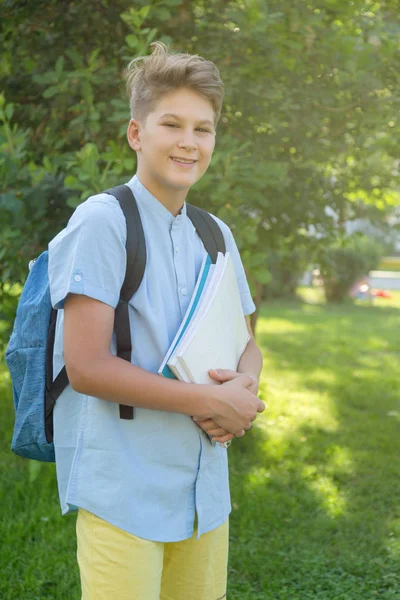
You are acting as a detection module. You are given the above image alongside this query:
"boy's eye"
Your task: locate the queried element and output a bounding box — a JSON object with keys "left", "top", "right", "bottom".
{"left": 163, "top": 123, "right": 212, "bottom": 133}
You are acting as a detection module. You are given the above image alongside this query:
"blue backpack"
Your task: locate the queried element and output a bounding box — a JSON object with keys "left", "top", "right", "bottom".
{"left": 6, "top": 185, "right": 226, "bottom": 462}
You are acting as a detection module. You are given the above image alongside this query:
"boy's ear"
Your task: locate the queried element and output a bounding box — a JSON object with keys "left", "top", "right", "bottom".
{"left": 127, "top": 119, "right": 141, "bottom": 151}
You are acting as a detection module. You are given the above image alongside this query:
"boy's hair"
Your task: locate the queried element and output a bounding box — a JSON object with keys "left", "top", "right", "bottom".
{"left": 125, "top": 42, "right": 224, "bottom": 124}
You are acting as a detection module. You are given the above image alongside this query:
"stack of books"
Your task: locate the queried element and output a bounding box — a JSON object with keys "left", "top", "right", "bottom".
{"left": 159, "top": 252, "right": 250, "bottom": 384}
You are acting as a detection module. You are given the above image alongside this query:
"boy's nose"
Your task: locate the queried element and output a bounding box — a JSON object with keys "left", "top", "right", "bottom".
{"left": 177, "top": 130, "right": 197, "bottom": 150}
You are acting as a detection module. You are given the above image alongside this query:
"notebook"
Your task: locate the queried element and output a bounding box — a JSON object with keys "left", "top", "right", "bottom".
{"left": 159, "top": 252, "right": 250, "bottom": 384}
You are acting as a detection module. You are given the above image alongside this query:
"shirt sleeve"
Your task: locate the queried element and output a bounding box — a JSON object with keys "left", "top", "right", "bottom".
{"left": 48, "top": 195, "right": 127, "bottom": 310}
{"left": 210, "top": 214, "right": 256, "bottom": 316}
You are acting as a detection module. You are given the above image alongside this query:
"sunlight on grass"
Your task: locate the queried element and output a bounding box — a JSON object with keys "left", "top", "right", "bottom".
{"left": 307, "top": 367, "right": 337, "bottom": 386}
{"left": 256, "top": 317, "right": 308, "bottom": 335}
{"left": 297, "top": 286, "right": 400, "bottom": 310}
{"left": 271, "top": 389, "right": 339, "bottom": 431}
{"left": 247, "top": 466, "right": 273, "bottom": 486}
{"left": 364, "top": 335, "right": 392, "bottom": 351}
{"left": 324, "top": 445, "right": 354, "bottom": 473}
{"left": 309, "top": 474, "right": 347, "bottom": 518}
{"left": 372, "top": 289, "right": 400, "bottom": 309}
{"left": 255, "top": 383, "right": 340, "bottom": 472}
{"left": 297, "top": 286, "right": 325, "bottom": 304}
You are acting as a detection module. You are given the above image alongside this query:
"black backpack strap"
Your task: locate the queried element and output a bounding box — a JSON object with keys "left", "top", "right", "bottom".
{"left": 45, "top": 309, "right": 69, "bottom": 442}
{"left": 104, "top": 184, "right": 147, "bottom": 420}
{"left": 186, "top": 205, "right": 226, "bottom": 263}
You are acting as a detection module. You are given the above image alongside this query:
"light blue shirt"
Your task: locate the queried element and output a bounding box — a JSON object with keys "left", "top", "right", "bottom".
{"left": 48, "top": 175, "right": 255, "bottom": 542}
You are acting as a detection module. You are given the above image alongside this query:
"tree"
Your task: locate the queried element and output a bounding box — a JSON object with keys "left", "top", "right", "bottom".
{"left": 1, "top": 0, "right": 399, "bottom": 332}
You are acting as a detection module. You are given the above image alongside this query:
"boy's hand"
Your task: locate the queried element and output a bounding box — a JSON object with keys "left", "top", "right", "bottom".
{"left": 193, "top": 369, "right": 260, "bottom": 442}
{"left": 209, "top": 368, "right": 259, "bottom": 396}
{"left": 201, "top": 371, "right": 265, "bottom": 437}
{"left": 193, "top": 418, "right": 235, "bottom": 444}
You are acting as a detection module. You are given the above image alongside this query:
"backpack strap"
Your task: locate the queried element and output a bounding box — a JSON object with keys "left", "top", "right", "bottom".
{"left": 104, "top": 185, "right": 147, "bottom": 420}
{"left": 186, "top": 204, "right": 226, "bottom": 262}
{"left": 45, "top": 309, "right": 69, "bottom": 442}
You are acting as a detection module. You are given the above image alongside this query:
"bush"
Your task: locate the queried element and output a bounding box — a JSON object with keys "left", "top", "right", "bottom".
{"left": 263, "top": 244, "right": 311, "bottom": 300}
{"left": 320, "top": 235, "right": 384, "bottom": 303}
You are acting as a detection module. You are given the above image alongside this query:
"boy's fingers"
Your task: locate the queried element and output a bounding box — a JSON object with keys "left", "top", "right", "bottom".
{"left": 257, "top": 400, "right": 266, "bottom": 413}
{"left": 208, "top": 428, "right": 228, "bottom": 436}
{"left": 193, "top": 419, "right": 231, "bottom": 438}
{"left": 193, "top": 418, "right": 212, "bottom": 426}
{"left": 208, "top": 368, "right": 240, "bottom": 383}
{"left": 212, "top": 433, "right": 235, "bottom": 443}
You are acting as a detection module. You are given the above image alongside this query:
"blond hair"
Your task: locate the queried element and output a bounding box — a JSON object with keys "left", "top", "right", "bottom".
{"left": 125, "top": 42, "right": 224, "bottom": 124}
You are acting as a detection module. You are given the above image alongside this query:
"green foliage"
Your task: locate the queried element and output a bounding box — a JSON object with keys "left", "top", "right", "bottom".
{"left": 0, "top": 95, "right": 73, "bottom": 289}
{"left": 320, "top": 234, "right": 384, "bottom": 302}
{"left": 1, "top": 0, "right": 399, "bottom": 318}
{"left": 262, "top": 240, "right": 311, "bottom": 300}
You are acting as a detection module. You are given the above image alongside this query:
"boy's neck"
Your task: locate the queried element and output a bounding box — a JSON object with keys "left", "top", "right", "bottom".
{"left": 136, "top": 172, "right": 188, "bottom": 217}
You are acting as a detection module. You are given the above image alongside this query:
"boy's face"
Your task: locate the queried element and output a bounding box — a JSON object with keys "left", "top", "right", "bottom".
{"left": 128, "top": 87, "right": 216, "bottom": 201}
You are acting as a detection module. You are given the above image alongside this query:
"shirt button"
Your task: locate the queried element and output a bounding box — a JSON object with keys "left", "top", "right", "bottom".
{"left": 175, "top": 246, "right": 180, "bottom": 253}
{"left": 181, "top": 287, "right": 187, "bottom": 296}
{"left": 74, "top": 274, "right": 82, "bottom": 283}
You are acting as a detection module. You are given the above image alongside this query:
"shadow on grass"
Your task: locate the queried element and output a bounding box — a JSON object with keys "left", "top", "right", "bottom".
{"left": 227, "top": 299, "right": 400, "bottom": 599}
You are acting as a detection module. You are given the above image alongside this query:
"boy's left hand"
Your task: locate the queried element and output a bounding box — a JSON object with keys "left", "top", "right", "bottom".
{"left": 209, "top": 368, "right": 259, "bottom": 396}
{"left": 193, "top": 369, "right": 259, "bottom": 443}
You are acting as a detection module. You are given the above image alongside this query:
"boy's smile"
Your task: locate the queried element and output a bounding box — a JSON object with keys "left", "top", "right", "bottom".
{"left": 170, "top": 157, "right": 197, "bottom": 167}
{"left": 127, "top": 87, "right": 216, "bottom": 215}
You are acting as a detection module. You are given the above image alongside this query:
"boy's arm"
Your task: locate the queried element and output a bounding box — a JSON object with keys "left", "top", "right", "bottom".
{"left": 237, "top": 317, "right": 263, "bottom": 392}
{"left": 63, "top": 294, "right": 265, "bottom": 437}
{"left": 195, "top": 317, "right": 263, "bottom": 442}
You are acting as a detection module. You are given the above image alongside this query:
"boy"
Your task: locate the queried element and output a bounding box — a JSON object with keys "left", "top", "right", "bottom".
{"left": 48, "top": 42, "right": 264, "bottom": 600}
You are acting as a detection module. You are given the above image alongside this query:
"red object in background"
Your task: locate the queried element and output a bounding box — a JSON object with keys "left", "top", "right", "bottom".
{"left": 372, "top": 289, "right": 392, "bottom": 299}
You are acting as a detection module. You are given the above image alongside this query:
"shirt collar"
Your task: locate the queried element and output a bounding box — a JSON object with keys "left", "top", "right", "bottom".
{"left": 126, "top": 174, "right": 187, "bottom": 226}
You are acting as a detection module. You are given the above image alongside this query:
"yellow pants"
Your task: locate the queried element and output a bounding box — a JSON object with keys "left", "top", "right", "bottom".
{"left": 76, "top": 509, "right": 229, "bottom": 600}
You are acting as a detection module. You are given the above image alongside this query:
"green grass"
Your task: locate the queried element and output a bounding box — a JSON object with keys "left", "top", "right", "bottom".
{"left": 229, "top": 290, "right": 400, "bottom": 599}
{"left": 1, "top": 291, "right": 400, "bottom": 599}
{"left": 379, "top": 258, "right": 400, "bottom": 272}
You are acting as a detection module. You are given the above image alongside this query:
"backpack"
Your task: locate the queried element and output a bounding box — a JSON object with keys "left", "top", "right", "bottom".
{"left": 6, "top": 184, "right": 226, "bottom": 463}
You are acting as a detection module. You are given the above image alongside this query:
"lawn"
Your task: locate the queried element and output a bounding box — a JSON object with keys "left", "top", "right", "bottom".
{"left": 1, "top": 290, "right": 400, "bottom": 599}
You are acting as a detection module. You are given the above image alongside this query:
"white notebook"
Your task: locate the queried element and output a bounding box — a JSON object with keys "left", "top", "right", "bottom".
{"left": 158, "top": 252, "right": 250, "bottom": 384}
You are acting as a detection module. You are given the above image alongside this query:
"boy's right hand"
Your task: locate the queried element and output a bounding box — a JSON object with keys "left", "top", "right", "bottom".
{"left": 202, "top": 374, "right": 265, "bottom": 437}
